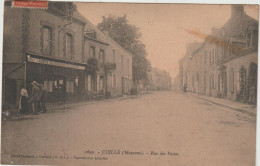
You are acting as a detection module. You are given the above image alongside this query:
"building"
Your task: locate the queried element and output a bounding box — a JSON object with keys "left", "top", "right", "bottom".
{"left": 147, "top": 68, "right": 172, "bottom": 91}
{"left": 178, "top": 41, "right": 202, "bottom": 92}
{"left": 3, "top": 2, "right": 87, "bottom": 108}
{"left": 82, "top": 18, "right": 133, "bottom": 98}
{"left": 2, "top": 2, "right": 133, "bottom": 109}
{"left": 179, "top": 5, "right": 258, "bottom": 104}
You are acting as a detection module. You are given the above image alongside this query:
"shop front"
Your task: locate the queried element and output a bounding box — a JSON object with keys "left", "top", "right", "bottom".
{"left": 26, "top": 54, "right": 85, "bottom": 103}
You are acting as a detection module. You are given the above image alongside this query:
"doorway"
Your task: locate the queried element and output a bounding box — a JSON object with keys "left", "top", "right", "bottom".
{"left": 53, "top": 76, "right": 66, "bottom": 103}
{"left": 4, "top": 78, "right": 17, "bottom": 109}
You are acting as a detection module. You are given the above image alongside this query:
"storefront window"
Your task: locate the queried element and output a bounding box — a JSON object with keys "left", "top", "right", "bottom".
{"left": 66, "top": 81, "right": 74, "bottom": 93}
{"left": 70, "top": 82, "right": 74, "bottom": 93}
{"left": 43, "top": 80, "right": 53, "bottom": 92}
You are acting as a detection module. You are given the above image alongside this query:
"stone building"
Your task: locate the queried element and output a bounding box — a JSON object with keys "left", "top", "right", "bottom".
{"left": 3, "top": 2, "right": 87, "bottom": 108}
{"left": 82, "top": 18, "right": 133, "bottom": 98}
{"left": 2, "top": 2, "right": 133, "bottom": 109}
{"left": 179, "top": 5, "right": 258, "bottom": 104}
{"left": 179, "top": 41, "right": 202, "bottom": 92}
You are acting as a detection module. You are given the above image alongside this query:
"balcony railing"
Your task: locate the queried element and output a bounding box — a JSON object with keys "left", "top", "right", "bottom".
{"left": 104, "top": 62, "right": 116, "bottom": 71}
{"left": 85, "top": 57, "right": 99, "bottom": 73}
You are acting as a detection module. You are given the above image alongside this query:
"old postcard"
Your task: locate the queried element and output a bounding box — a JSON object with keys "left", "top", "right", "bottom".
{"left": 1, "top": 1, "right": 259, "bottom": 165}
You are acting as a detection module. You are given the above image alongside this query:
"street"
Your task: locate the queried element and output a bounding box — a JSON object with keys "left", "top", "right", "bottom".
{"left": 1, "top": 91, "right": 256, "bottom": 166}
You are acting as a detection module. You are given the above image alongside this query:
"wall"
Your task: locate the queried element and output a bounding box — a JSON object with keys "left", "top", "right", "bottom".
{"left": 106, "top": 38, "right": 133, "bottom": 96}
{"left": 225, "top": 51, "right": 258, "bottom": 101}
{"left": 27, "top": 9, "right": 85, "bottom": 63}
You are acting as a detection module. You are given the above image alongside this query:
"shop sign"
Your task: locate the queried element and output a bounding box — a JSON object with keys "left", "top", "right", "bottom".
{"left": 27, "top": 55, "right": 85, "bottom": 70}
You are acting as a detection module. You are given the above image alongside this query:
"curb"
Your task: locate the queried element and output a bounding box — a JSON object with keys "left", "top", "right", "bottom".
{"left": 187, "top": 93, "right": 256, "bottom": 117}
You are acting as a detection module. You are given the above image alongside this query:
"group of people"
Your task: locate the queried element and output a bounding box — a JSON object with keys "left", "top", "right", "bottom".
{"left": 19, "top": 81, "right": 48, "bottom": 115}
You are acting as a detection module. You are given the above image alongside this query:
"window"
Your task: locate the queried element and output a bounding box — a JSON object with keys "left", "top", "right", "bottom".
{"left": 88, "top": 75, "right": 91, "bottom": 91}
{"left": 230, "top": 68, "right": 234, "bottom": 93}
{"left": 99, "top": 49, "right": 105, "bottom": 65}
{"left": 97, "top": 75, "right": 100, "bottom": 91}
{"left": 113, "top": 49, "right": 116, "bottom": 63}
{"left": 70, "top": 82, "right": 74, "bottom": 93}
{"left": 112, "top": 74, "right": 117, "bottom": 88}
{"left": 84, "top": 40, "right": 88, "bottom": 62}
{"left": 44, "top": 80, "right": 53, "bottom": 92}
{"left": 66, "top": 81, "right": 74, "bottom": 93}
{"left": 209, "top": 51, "right": 211, "bottom": 64}
{"left": 42, "top": 26, "right": 52, "bottom": 56}
{"left": 252, "top": 30, "right": 258, "bottom": 46}
{"left": 211, "top": 74, "right": 214, "bottom": 89}
{"left": 121, "top": 55, "right": 124, "bottom": 73}
{"left": 127, "top": 59, "right": 129, "bottom": 75}
{"left": 90, "top": 46, "right": 95, "bottom": 58}
{"left": 65, "top": 33, "right": 73, "bottom": 59}
{"left": 212, "top": 49, "right": 214, "bottom": 63}
{"left": 100, "top": 76, "right": 103, "bottom": 91}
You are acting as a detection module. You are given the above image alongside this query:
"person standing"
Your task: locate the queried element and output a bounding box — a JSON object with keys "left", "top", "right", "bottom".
{"left": 39, "top": 84, "right": 48, "bottom": 113}
{"left": 249, "top": 85, "right": 256, "bottom": 105}
{"left": 19, "top": 88, "right": 29, "bottom": 114}
{"left": 28, "top": 81, "right": 40, "bottom": 115}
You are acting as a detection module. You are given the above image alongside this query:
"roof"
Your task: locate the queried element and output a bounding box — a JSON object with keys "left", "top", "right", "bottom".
{"left": 185, "top": 41, "right": 203, "bottom": 58}
{"left": 81, "top": 11, "right": 133, "bottom": 57}
{"left": 73, "top": 11, "right": 88, "bottom": 24}
{"left": 223, "top": 12, "right": 258, "bottom": 37}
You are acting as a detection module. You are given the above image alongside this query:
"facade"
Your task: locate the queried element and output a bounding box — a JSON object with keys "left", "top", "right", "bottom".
{"left": 82, "top": 18, "right": 133, "bottom": 98}
{"left": 84, "top": 32, "right": 109, "bottom": 99}
{"left": 179, "top": 5, "right": 258, "bottom": 104}
{"left": 106, "top": 37, "right": 133, "bottom": 96}
{"left": 147, "top": 68, "right": 172, "bottom": 91}
{"left": 2, "top": 2, "right": 133, "bottom": 109}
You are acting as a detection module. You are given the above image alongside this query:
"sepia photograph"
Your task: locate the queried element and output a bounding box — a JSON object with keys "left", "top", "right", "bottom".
{"left": 0, "top": 1, "right": 259, "bottom": 165}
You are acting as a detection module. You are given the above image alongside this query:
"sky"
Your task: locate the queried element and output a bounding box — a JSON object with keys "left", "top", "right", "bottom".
{"left": 75, "top": 3, "right": 259, "bottom": 79}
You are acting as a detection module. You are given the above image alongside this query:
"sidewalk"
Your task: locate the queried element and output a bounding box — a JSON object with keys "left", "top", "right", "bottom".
{"left": 186, "top": 92, "right": 257, "bottom": 116}
{"left": 2, "top": 94, "right": 141, "bottom": 121}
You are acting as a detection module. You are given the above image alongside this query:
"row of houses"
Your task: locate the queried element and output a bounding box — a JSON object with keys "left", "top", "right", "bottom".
{"left": 3, "top": 2, "right": 133, "bottom": 109}
{"left": 178, "top": 5, "right": 258, "bottom": 104}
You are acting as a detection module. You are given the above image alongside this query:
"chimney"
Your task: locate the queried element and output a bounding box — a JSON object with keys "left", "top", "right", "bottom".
{"left": 231, "top": 5, "right": 244, "bottom": 17}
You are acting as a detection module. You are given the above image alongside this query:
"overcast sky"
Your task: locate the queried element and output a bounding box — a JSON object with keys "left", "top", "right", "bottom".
{"left": 75, "top": 3, "right": 259, "bottom": 79}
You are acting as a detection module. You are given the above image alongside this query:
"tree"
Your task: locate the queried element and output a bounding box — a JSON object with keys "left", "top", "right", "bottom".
{"left": 97, "top": 15, "right": 151, "bottom": 83}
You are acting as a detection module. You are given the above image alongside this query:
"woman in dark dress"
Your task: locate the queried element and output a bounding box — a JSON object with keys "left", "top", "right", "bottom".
{"left": 19, "top": 88, "right": 29, "bottom": 114}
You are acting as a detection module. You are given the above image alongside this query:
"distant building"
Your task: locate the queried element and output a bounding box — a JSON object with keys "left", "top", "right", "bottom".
{"left": 179, "top": 5, "right": 258, "bottom": 104}
{"left": 147, "top": 68, "right": 172, "bottom": 91}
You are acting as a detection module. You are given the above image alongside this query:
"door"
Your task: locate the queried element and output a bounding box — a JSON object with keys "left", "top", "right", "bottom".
{"left": 53, "top": 77, "right": 66, "bottom": 103}
{"left": 122, "top": 77, "right": 125, "bottom": 95}
{"left": 4, "top": 78, "right": 17, "bottom": 108}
